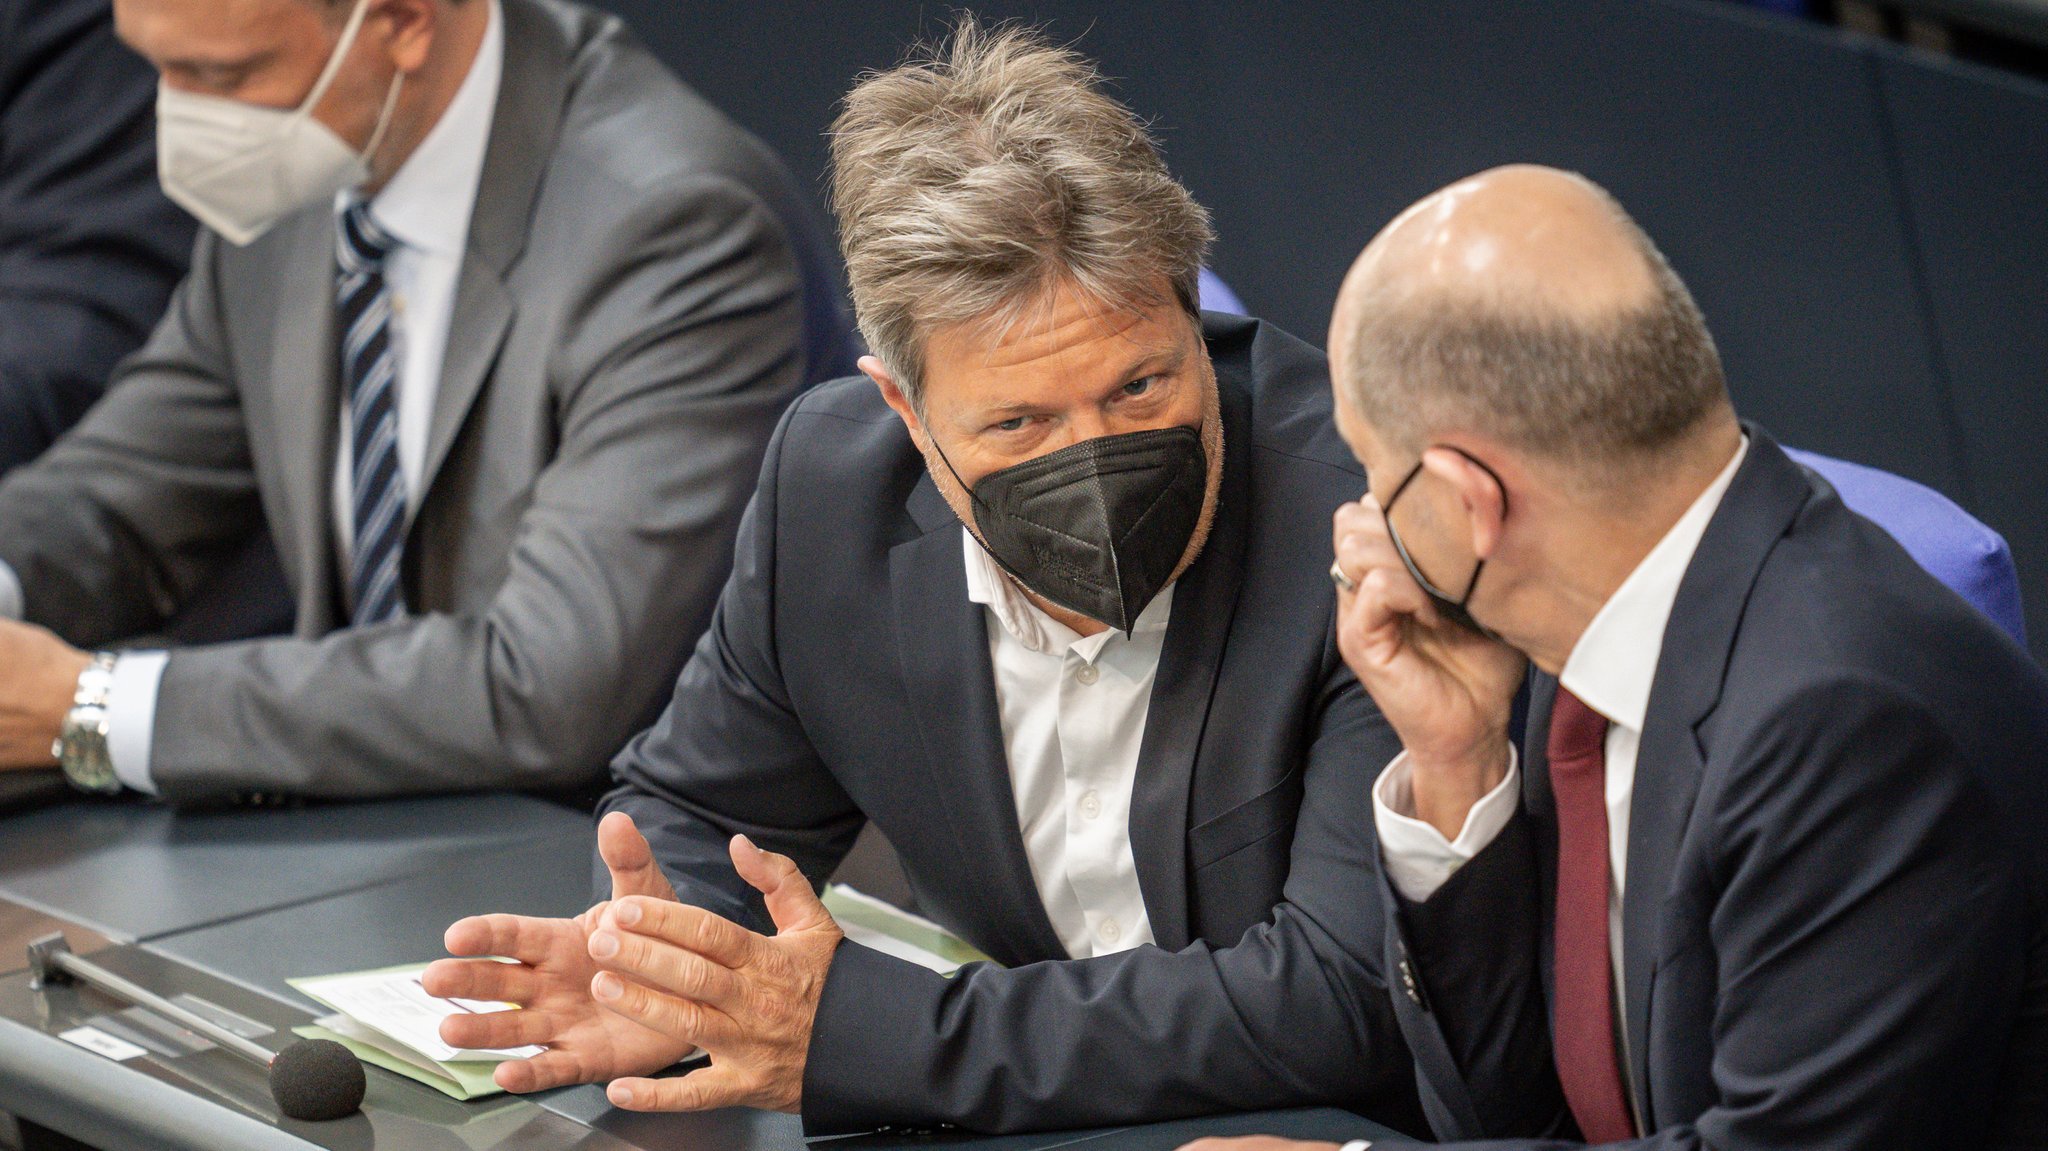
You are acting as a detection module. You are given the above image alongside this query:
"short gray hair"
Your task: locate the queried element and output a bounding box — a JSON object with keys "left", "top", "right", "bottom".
{"left": 828, "top": 17, "right": 1214, "bottom": 408}
{"left": 1337, "top": 204, "right": 1728, "bottom": 478}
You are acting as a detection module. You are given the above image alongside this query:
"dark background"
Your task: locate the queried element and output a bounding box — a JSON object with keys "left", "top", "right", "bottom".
{"left": 586, "top": 0, "right": 2047, "bottom": 660}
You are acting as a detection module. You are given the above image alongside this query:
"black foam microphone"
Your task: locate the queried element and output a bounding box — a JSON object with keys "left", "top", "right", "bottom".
{"left": 27, "top": 934, "right": 367, "bottom": 1121}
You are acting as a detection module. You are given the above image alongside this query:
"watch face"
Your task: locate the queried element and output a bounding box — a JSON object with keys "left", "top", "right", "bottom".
{"left": 58, "top": 726, "right": 118, "bottom": 794}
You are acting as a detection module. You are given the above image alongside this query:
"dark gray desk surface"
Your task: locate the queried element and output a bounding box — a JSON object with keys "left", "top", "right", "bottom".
{"left": 149, "top": 827, "right": 599, "bottom": 1013}
{"left": 0, "top": 794, "right": 592, "bottom": 943}
{"left": 0, "top": 794, "right": 1403, "bottom": 1151}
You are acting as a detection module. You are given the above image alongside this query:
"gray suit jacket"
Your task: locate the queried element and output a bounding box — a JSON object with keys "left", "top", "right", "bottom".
{"left": 0, "top": 0, "right": 848, "bottom": 802}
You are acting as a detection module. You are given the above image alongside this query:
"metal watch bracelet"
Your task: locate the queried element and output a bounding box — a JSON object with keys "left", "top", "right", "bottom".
{"left": 52, "top": 651, "right": 121, "bottom": 795}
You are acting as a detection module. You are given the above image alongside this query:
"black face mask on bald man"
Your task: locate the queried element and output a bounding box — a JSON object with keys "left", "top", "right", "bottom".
{"left": 937, "top": 425, "right": 1208, "bottom": 634}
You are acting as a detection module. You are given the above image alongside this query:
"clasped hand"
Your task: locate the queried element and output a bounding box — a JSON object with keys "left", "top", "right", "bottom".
{"left": 421, "top": 812, "right": 844, "bottom": 1113}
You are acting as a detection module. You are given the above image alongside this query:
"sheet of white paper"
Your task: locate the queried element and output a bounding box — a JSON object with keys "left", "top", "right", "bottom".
{"left": 314, "top": 1013, "right": 457, "bottom": 1080}
{"left": 295, "top": 968, "right": 541, "bottom": 1064}
{"left": 60, "top": 1025, "right": 148, "bottom": 1062}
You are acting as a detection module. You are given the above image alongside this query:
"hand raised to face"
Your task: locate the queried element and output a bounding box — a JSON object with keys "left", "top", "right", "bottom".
{"left": 1331, "top": 495, "right": 1524, "bottom": 839}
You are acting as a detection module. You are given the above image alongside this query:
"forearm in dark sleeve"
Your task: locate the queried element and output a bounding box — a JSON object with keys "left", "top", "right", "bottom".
{"left": 594, "top": 384, "right": 867, "bottom": 932}
{"left": 597, "top": 592, "right": 865, "bottom": 934}
{"left": 803, "top": 904, "right": 1411, "bottom": 1134}
{"left": 0, "top": 0, "right": 194, "bottom": 466}
{"left": 0, "top": 301, "right": 153, "bottom": 474}
{"left": 1390, "top": 810, "right": 1569, "bottom": 1140}
{"left": 801, "top": 658, "right": 1423, "bottom": 1134}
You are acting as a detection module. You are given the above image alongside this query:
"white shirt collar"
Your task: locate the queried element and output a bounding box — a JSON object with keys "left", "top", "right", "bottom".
{"left": 363, "top": 0, "right": 503, "bottom": 255}
{"left": 1559, "top": 436, "right": 1749, "bottom": 733}
{"left": 962, "top": 528, "right": 1174, "bottom": 661}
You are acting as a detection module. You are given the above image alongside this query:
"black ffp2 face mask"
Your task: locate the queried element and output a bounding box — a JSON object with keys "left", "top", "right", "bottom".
{"left": 936, "top": 425, "right": 1209, "bottom": 633}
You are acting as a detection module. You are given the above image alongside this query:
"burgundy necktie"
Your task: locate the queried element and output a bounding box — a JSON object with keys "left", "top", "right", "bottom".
{"left": 1547, "top": 686, "right": 1639, "bottom": 1142}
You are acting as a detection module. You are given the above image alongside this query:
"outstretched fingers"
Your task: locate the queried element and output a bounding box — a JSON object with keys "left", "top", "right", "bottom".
{"left": 599, "top": 812, "right": 678, "bottom": 902}
{"left": 603, "top": 897, "right": 758, "bottom": 969}
{"left": 590, "top": 970, "right": 742, "bottom": 1052}
{"left": 436, "top": 1002, "right": 559, "bottom": 1051}
{"left": 729, "top": 836, "right": 835, "bottom": 936}
{"left": 608, "top": 1064, "right": 752, "bottom": 1113}
{"left": 494, "top": 1047, "right": 613, "bottom": 1094}
{"left": 421, "top": 955, "right": 542, "bottom": 1005}
{"left": 443, "top": 912, "right": 576, "bottom": 965}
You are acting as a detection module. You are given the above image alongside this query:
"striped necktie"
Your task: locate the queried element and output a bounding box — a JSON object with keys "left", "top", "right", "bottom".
{"left": 336, "top": 200, "right": 407, "bottom": 626}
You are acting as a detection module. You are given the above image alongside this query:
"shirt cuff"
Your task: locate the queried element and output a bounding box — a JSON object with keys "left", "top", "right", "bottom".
{"left": 1372, "top": 744, "right": 1522, "bottom": 903}
{"left": 0, "top": 561, "right": 21, "bottom": 619}
{"left": 107, "top": 652, "right": 167, "bottom": 796}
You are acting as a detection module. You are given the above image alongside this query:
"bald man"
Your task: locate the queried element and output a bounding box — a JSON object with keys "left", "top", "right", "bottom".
{"left": 1190, "top": 165, "right": 2048, "bottom": 1149}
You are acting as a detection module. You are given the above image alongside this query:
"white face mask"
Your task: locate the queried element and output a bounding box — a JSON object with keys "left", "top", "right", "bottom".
{"left": 156, "top": 0, "right": 404, "bottom": 246}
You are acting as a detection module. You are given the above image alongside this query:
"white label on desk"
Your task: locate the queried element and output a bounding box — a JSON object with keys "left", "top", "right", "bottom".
{"left": 60, "top": 1026, "right": 149, "bottom": 1062}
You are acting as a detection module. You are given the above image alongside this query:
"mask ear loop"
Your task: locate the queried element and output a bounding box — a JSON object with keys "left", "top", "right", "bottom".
{"left": 926, "top": 430, "right": 992, "bottom": 516}
{"left": 1445, "top": 445, "right": 1508, "bottom": 610}
{"left": 1438, "top": 445, "right": 1510, "bottom": 642}
{"left": 291, "top": 0, "right": 377, "bottom": 123}
{"left": 925, "top": 429, "right": 1050, "bottom": 592}
{"left": 359, "top": 70, "right": 406, "bottom": 167}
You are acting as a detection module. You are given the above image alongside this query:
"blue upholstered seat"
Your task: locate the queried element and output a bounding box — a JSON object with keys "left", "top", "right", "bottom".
{"left": 1197, "top": 267, "right": 1247, "bottom": 317}
{"left": 1196, "top": 269, "right": 2026, "bottom": 645}
{"left": 1785, "top": 448, "right": 2026, "bottom": 645}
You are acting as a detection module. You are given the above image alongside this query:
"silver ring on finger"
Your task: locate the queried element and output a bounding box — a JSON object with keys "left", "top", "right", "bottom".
{"left": 1329, "top": 559, "right": 1357, "bottom": 594}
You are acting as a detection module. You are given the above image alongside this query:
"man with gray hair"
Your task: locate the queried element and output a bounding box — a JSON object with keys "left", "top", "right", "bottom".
{"left": 1190, "top": 164, "right": 2047, "bottom": 1151}
{"left": 426, "top": 18, "right": 1426, "bottom": 1135}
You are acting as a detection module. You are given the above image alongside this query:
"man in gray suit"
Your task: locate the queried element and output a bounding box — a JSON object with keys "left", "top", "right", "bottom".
{"left": 0, "top": 0, "right": 851, "bottom": 802}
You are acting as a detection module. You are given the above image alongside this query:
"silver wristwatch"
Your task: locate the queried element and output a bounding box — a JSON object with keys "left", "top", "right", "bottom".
{"left": 52, "top": 652, "right": 120, "bottom": 795}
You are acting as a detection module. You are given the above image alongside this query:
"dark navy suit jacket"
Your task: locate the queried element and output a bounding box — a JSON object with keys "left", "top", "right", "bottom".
{"left": 0, "top": 0, "right": 194, "bottom": 473}
{"left": 1376, "top": 428, "right": 2048, "bottom": 1149}
{"left": 600, "top": 314, "right": 1428, "bottom": 1135}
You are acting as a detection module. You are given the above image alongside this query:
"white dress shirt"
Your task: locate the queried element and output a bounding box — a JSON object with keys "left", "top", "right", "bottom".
{"left": 964, "top": 529, "right": 1169, "bottom": 960}
{"left": 0, "top": 3, "right": 504, "bottom": 794}
{"left": 1373, "top": 436, "right": 1749, "bottom": 1084}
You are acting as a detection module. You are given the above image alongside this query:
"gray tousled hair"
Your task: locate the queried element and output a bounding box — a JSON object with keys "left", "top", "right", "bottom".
{"left": 828, "top": 16, "right": 1215, "bottom": 409}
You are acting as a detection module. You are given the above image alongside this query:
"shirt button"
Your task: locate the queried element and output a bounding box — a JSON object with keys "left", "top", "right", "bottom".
{"left": 1098, "top": 918, "right": 1121, "bottom": 944}
{"left": 1079, "top": 790, "right": 1102, "bottom": 819}
{"left": 1075, "top": 664, "right": 1100, "bottom": 685}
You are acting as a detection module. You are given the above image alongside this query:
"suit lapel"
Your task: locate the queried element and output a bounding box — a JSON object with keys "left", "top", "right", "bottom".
{"left": 1127, "top": 378, "right": 1252, "bottom": 951}
{"left": 414, "top": 259, "right": 513, "bottom": 505}
{"left": 267, "top": 211, "right": 344, "bottom": 636}
{"left": 889, "top": 477, "right": 1066, "bottom": 965}
{"left": 413, "top": 0, "right": 565, "bottom": 513}
{"left": 1621, "top": 425, "right": 1813, "bottom": 1121}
